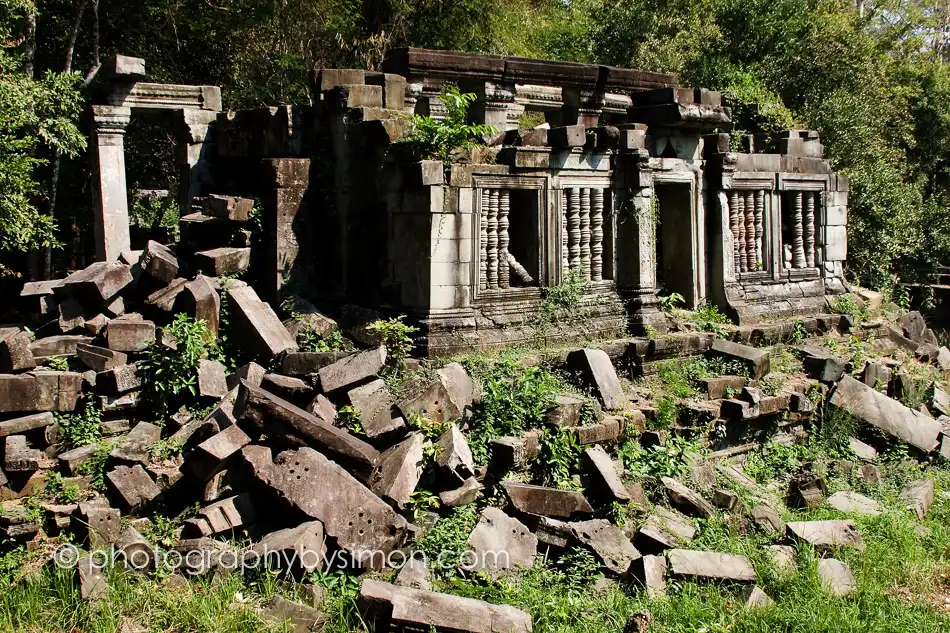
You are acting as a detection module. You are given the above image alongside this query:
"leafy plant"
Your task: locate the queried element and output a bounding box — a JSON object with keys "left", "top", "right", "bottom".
{"left": 366, "top": 315, "right": 418, "bottom": 368}
{"left": 44, "top": 355, "right": 69, "bottom": 371}
{"left": 412, "top": 504, "right": 478, "bottom": 579}
{"left": 536, "top": 266, "right": 587, "bottom": 338}
{"left": 55, "top": 397, "right": 102, "bottom": 449}
{"left": 407, "top": 411, "right": 449, "bottom": 441}
{"left": 829, "top": 294, "right": 870, "bottom": 322}
{"left": 43, "top": 471, "right": 80, "bottom": 504}
{"left": 789, "top": 320, "right": 808, "bottom": 344}
{"left": 618, "top": 434, "right": 704, "bottom": 479}
{"left": 78, "top": 441, "right": 114, "bottom": 490}
{"left": 293, "top": 315, "right": 349, "bottom": 353}
{"left": 658, "top": 292, "right": 685, "bottom": 312}
{"left": 149, "top": 438, "right": 185, "bottom": 461}
{"left": 406, "top": 489, "right": 441, "bottom": 521}
{"left": 400, "top": 84, "right": 496, "bottom": 163}
{"left": 143, "top": 514, "right": 182, "bottom": 549}
{"left": 534, "top": 426, "right": 582, "bottom": 489}
{"left": 336, "top": 405, "right": 364, "bottom": 435}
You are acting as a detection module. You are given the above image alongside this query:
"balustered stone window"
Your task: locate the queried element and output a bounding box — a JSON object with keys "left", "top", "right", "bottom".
{"left": 477, "top": 187, "right": 541, "bottom": 291}
{"left": 560, "top": 186, "right": 613, "bottom": 282}
{"left": 780, "top": 191, "right": 821, "bottom": 271}
{"left": 727, "top": 189, "right": 769, "bottom": 276}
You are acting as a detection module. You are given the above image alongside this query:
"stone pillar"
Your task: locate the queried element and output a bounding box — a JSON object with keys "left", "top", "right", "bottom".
{"left": 561, "top": 88, "right": 606, "bottom": 128}
{"left": 791, "top": 191, "right": 806, "bottom": 268}
{"left": 470, "top": 81, "right": 517, "bottom": 132}
{"left": 261, "top": 158, "right": 311, "bottom": 303}
{"left": 91, "top": 105, "right": 132, "bottom": 262}
{"left": 735, "top": 192, "right": 747, "bottom": 273}
{"left": 591, "top": 188, "right": 605, "bottom": 282}
{"left": 579, "top": 187, "right": 591, "bottom": 280}
{"left": 176, "top": 109, "right": 218, "bottom": 216}
{"left": 804, "top": 191, "right": 816, "bottom": 268}
{"left": 498, "top": 190, "right": 510, "bottom": 289}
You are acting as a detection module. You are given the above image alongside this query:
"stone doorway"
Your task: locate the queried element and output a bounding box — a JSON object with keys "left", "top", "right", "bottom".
{"left": 654, "top": 182, "right": 698, "bottom": 307}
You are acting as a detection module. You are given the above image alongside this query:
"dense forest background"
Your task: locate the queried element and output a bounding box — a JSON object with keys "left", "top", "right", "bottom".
{"left": 5, "top": 0, "right": 950, "bottom": 297}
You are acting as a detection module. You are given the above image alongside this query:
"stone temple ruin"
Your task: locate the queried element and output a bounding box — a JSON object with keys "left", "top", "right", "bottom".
{"left": 89, "top": 48, "right": 849, "bottom": 356}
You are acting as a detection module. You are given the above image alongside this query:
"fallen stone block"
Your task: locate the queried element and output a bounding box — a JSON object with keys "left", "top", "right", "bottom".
{"left": 751, "top": 505, "right": 785, "bottom": 535}
{"left": 0, "top": 329, "right": 35, "bottom": 372}
{"left": 546, "top": 394, "right": 585, "bottom": 427}
{"left": 186, "top": 424, "right": 251, "bottom": 482}
{"left": 197, "top": 359, "right": 228, "bottom": 399}
{"left": 699, "top": 376, "right": 746, "bottom": 400}
{"left": 282, "top": 296, "right": 339, "bottom": 338}
{"left": 139, "top": 240, "right": 179, "bottom": 284}
{"left": 96, "top": 363, "right": 143, "bottom": 395}
{"left": 439, "top": 477, "right": 482, "bottom": 507}
{"left": 709, "top": 339, "right": 770, "bottom": 379}
{"left": 76, "top": 343, "right": 127, "bottom": 373}
{"left": 938, "top": 346, "right": 950, "bottom": 372}
{"left": 628, "top": 555, "right": 667, "bottom": 597}
{"left": 570, "top": 518, "right": 640, "bottom": 575}
{"left": 281, "top": 351, "right": 347, "bottom": 376}
{"left": 818, "top": 558, "right": 856, "bottom": 597}
{"left": 829, "top": 375, "right": 942, "bottom": 453}
{"left": 712, "top": 489, "right": 742, "bottom": 512}
{"left": 0, "top": 412, "right": 54, "bottom": 438}
{"left": 30, "top": 334, "right": 92, "bottom": 358}
{"left": 228, "top": 285, "right": 297, "bottom": 360}
{"left": 172, "top": 537, "right": 240, "bottom": 576}
{"left": 501, "top": 481, "right": 594, "bottom": 519}
{"left": 788, "top": 473, "right": 827, "bottom": 509}
{"left": 666, "top": 548, "right": 755, "bottom": 582}
{"left": 827, "top": 491, "right": 882, "bottom": 516}
{"left": 436, "top": 424, "right": 475, "bottom": 483}
{"left": 195, "top": 247, "right": 251, "bottom": 276}
{"left": 395, "top": 556, "right": 432, "bottom": 591}
{"left": 235, "top": 382, "right": 379, "bottom": 474}
{"left": 20, "top": 279, "right": 60, "bottom": 316}
{"left": 796, "top": 345, "right": 846, "bottom": 382}
{"left": 58, "top": 443, "right": 99, "bottom": 475}
{"left": 741, "top": 585, "right": 774, "bottom": 608}
{"left": 261, "top": 595, "right": 326, "bottom": 633}
{"left": 176, "top": 275, "right": 221, "bottom": 336}
{"left": 570, "top": 415, "right": 627, "bottom": 445}
{"left": 250, "top": 520, "right": 327, "bottom": 573}
{"left": 566, "top": 348, "right": 625, "bottom": 409}
{"left": 763, "top": 544, "right": 797, "bottom": 573}
{"left": 114, "top": 525, "right": 156, "bottom": 570}
{"left": 399, "top": 379, "right": 460, "bottom": 425}
{"left": 898, "top": 311, "right": 927, "bottom": 342}
{"left": 58, "top": 261, "right": 133, "bottom": 305}
{"left": 240, "top": 445, "right": 407, "bottom": 561}
{"left": 110, "top": 422, "right": 162, "bottom": 465}
{"left": 106, "top": 317, "right": 155, "bottom": 353}
{"left": 202, "top": 194, "right": 254, "bottom": 221}
{"left": 77, "top": 502, "right": 122, "bottom": 548}
{"left": 849, "top": 438, "right": 877, "bottom": 461}
{"left": 634, "top": 507, "right": 696, "bottom": 554}
{"left": 194, "top": 493, "right": 257, "bottom": 536}
{"left": 369, "top": 433, "right": 424, "bottom": 509}
{"left": 227, "top": 362, "right": 266, "bottom": 391}
{"left": 583, "top": 445, "right": 630, "bottom": 503}
{"left": 929, "top": 382, "right": 950, "bottom": 417}
{"left": 4, "top": 435, "right": 54, "bottom": 471}
{"left": 261, "top": 374, "right": 312, "bottom": 402}
{"left": 786, "top": 519, "right": 864, "bottom": 550}
{"left": 145, "top": 277, "right": 188, "bottom": 312}
{"left": 661, "top": 477, "right": 715, "bottom": 518}
{"left": 78, "top": 555, "right": 108, "bottom": 601}
{"left": 436, "top": 362, "right": 480, "bottom": 412}
{"left": 359, "top": 579, "right": 532, "bottom": 633}
{"left": 348, "top": 379, "right": 405, "bottom": 438}
{"left": 106, "top": 465, "right": 161, "bottom": 513}
{"left": 467, "top": 507, "right": 537, "bottom": 579}
{"left": 901, "top": 478, "right": 935, "bottom": 520}
{"left": 490, "top": 434, "right": 540, "bottom": 471}
{"left": 318, "top": 346, "right": 386, "bottom": 393}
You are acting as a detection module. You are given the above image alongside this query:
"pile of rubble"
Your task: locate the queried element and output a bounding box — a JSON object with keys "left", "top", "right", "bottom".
{"left": 1, "top": 242, "right": 948, "bottom": 631}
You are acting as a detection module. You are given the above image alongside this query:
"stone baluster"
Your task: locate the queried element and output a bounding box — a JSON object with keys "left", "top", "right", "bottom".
{"left": 745, "top": 191, "right": 756, "bottom": 271}
{"left": 736, "top": 192, "right": 748, "bottom": 273}
{"left": 568, "top": 188, "right": 581, "bottom": 271}
{"left": 792, "top": 191, "right": 805, "bottom": 268}
{"left": 561, "top": 190, "right": 569, "bottom": 274}
{"left": 804, "top": 191, "right": 816, "bottom": 268}
{"left": 754, "top": 190, "right": 765, "bottom": 271}
{"left": 591, "top": 188, "right": 605, "bottom": 281}
{"left": 498, "top": 190, "right": 510, "bottom": 289}
{"left": 486, "top": 189, "right": 499, "bottom": 288}
{"left": 580, "top": 188, "right": 592, "bottom": 280}
{"left": 480, "top": 190, "right": 488, "bottom": 290}
{"left": 729, "top": 190, "right": 740, "bottom": 274}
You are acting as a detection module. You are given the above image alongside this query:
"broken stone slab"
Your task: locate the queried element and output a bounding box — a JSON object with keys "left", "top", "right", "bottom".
{"left": 698, "top": 376, "right": 746, "bottom": 400}
{"left": 58, "top": 443, "right": 99, "bottom": 475}
{"left": 20, "top": 279, "right": 60, "bottom": 316}
{"left": 228, "top": 285, "right": 298, "bottom": 360}
{"left": 30, "top": 334, "right": 93, "bottom": 358}
{"left": 501, "top": 481, "right": 594, "bottom": 519}
{"left": 751, "top": 505, "right": 786, "bottom": 536}
{"left": 818, "top": 558, "right": 856, "bottom": 597}
{"left": 566, "top": 348, "right": 625, "bottom": 409}
{"left": 583, "top": 445, "right": 630, "bottom": 503}
{"left": 4, "top": 435, "right": 55, "bottom": 471}
{"left": 628, "top": 555, "right": 668, "bottom": 597}
{"left": 900, "top": 478, "right": 935, "bottom": 520}
{"left": 849, "top": 438, "right": 877, "bottom": 461}
{"left": 827, "top": 491, "right": 882, "bottom": 516}
{"left": 96, "top": 363, "right": 143, "bottom": 395}
{"left": 197, "top": 359, "right": 228, "bottom": 400}
{"left": 439, "top": 477, "right": 482, "bottom": 507}
{"left": 570, "top": 415, "right": 628, "bottom": 445}
{"left": 788, "top": 473, "right": 827, "bottom": 509}
{"left": 398, "top": 379, "right": 460, "bottom": 424}
{"left": 106, "top": 464, "right": 162, "bottom": 513}
{"left": 666, "top": 548, "right": 756, "bottom": 582}
{"left": 186, "top": 424, "right": 251, "bottom": 482}
{"left": 0, "top": 329, "right": 35, "bottom": 372}
{"left": 763, "top": 544, "right": 797, "bottom": 573}
{"left": 235, "top": 382, "right": 379, "bottom": 474}
{"left": 172, "top": 537, "right": 240, "bottom": 576}
{"left": 712, "top": 489, "right": 742, "bottom": 512}
{"left": 898, "top": 311, "right": 927, "bottom": 342}
{"left": 796, "top": 345, "right": 846, "bottom": 382}
{"left": 318, "top": 346, "right": 386, "bottom": 393}
{"left": 261, "top": 373, "right": 312, "bottom": 401}
{"left": 78, "top": 555, "right": 108, "bottom": 601}
{"left": 240, "top": 445, "right": 407, "bottom": 560}
{"left": 145, "top": 277, "right": 188, "bottom": 312}
{"left": 194, "top": 493, "right": 257, "bottom": 536}
{"left": 202, "top": 194, "right": 254, "bottom": 221}
{"left": 490, "top": 434, "right": 541, "bottom": 471}
{"left": 661, "top": 477, "right": 715, "bottom": 518}
{"left": 546, "top": 394, "right": 585, "bottom": 427}
{"left": 570, "top": 518, "right": 640, "bottom": 575}
{"left": 281, "top": 351, "right": 348, "bottom": 376}
{"left": 139, "top": 240, "right": 179, "bottom": 284}
{"left": 369, "top": 433, "right": 424, "bottom": 509}
{"left": 114, "top": 525, "right": 156, "bottom": 570}
{"left": 862, "top": 360, "right": 891, "bottom": 390}
{"left": 348, "top": 379, "right": 405, "bottom": 439}
{"left": 195, "top": 247, "right": 251, "bottom": 276}
{"left": 359, "top": 579, "right": 532, "bottom": 633}
{"left": 395, "top": 555, "right": 432, "bottom": 591}
{"left": 786, "top": 519, "right": 864, "bottom": 550}
{"left": 830, "top": 375, "right": 942, "bottom": 453}
{"left": 929, "top": 382, "right": 950, "bottom": 417}
{"left": 436, "top": 362, "right": 480, "bottom": 412}
{"left": 251, "top": 520, "right": 327, "bottom": 573}
{"left": 467, "top": 507, "right": 537, "bottom": 579}
{"left": 106, "top": 317, "right": 156, "bottom": 353}
{"left": 709, "top": 339, "right": 770, "bottom": 379}
{"left": 436, "top": 423, "right": 475, "bottom": 483}
{"left": 634, "top": 507, "right": 696, "bottom": 554}
{"left": 227, "top": 361, "right": 266, "bottom": 391}
{"left": 741, "top": 585, "right": 774, "bottom": 608}
{"left": 76, "top": 343, "right": 127, "bottom": 373}
{"left": 0, "top": 412, "right": 54, "bottom": 438}
{"left": 77, "top": 502, "right": 122, "bottom": 548}
{"left": 938, "top": 346, "right": 950, "bottom": 371}
{"left": 58, "top": 261, "right": 133, "bottom": 305}
{"left": 110, "top": 421, "right": 162, "bottom": 465}
{"left": 261, "top": 595, "right": 326, "bottom": 633}
{"left": 176, "top": 275, "right": 221, "bottom": 337}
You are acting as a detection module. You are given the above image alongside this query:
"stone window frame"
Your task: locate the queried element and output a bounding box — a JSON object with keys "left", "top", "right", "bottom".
{"left": 728, "top": 174, "right": 776, "bottom": 282}
{"left": 555, "top": 173, "right": 616, "bottom": 289}
{"left": 777, "top": 174, "right": 829, "bottom": 281}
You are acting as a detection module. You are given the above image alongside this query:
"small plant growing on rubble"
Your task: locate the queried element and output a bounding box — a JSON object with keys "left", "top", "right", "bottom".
{"left": 401, "top": 84, "right": 496, "bottom": 163}
{"left": 535, "top": 266, "right": 586, "bottom": 338}
{"left": 829, "top": 293, "right": 870, "bottom": 322}
{"left": 44, "top": 355, "right": 69, "bottom": 371}
{"left": 337, "top": 405, "right": 364, "bottom": 435}
{"left": 55, "top": 397, "right": 102, "bottom": 449}
{"left": 78, "top": 441, "right": 113, "bottom": 490}
{"left": 366, "top": 315, "right": 418, "bottom": 367}
{"left": 534, "top": 426, "right": 582, "bottom": 489}
{"left": 43, "top": 471, "right": 81, "bottom": 504}
{"left": 658, "top": 292, "right": 685, "bottom": 312}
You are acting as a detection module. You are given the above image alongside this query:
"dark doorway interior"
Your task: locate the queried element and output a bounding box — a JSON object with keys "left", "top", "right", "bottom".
{"left": 654, "top": 183, "right": 695, "bottom": 306}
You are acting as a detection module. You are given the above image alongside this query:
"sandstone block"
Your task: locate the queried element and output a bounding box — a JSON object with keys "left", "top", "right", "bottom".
{"left": 570, "top": 518, "right": 640, "bottom": 575}
{"left": 583, "top": 445, "right": 630, "bottom": 503}
{"left": 0, "top": 329, "right": 35, "bottom": 372}
{"left": 666, "top": 548, "right": 755, "bottom": 582}
{"left": 59, "top": 261, "right": 132, "bottom": 305}
{"left": 709, "top": 339, "right": 770, "bottom": 379}
{"left": 0, "top": 412, "right": 54, "bottom": 437}
{"left": 566, "top": 348, "right": 625, "bottom": 410}
{"left": 818, "top": 558, "right": 856, "bottom": 597}
{"left": 229, "top": 285, "right": 298, "bottom": 360}
{"left": 467, "top": 507, "right": 537, "bottom": 579}
{"left": 250, "top": 520, "right": 327, "bottom": 573}
{"left": 106, "top": 465, "right": 161, "bottom": 513}
{"left": 436, "top": 424, "right": 475, "bottom": 483}
{"left": 318, "top": 346, "right": 386, "bottom": 393}
{"left": 348, "top": 379, "right": 405, "bottom": 438}
{"left": 501, "top": 481, "right": 594, "bottom": 519}
{"left": 786, "top": 519, "right": 864, "bottom": 550}
{"left": 106, "top": 317, "right": 155, "bottom": 353}
{"left": 195, "top": 247, "right": 251, "bottom": 276}
{"left": 901, "top": 478, "right": 935, "bottom": 520}
{"left": 109, "top": 421, "right": 162, "bottom": 465}
{"left": 139, "top": 240, "right": 179, "bottom": 284}
{"left": 369, "top": 433, "right": 424, "bottom": 509}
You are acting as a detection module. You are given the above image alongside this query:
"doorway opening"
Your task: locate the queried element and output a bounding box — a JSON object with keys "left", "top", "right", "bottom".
{"left": 654, "top": 182, "right": 696, "bottom": 306}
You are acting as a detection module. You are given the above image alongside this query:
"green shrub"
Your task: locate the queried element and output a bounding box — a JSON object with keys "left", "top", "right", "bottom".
{"left": 399, "top": 84, "right": 496, "bottom": 163}
{"left": 55, "top": 397, "right": 102, "bottom": 449}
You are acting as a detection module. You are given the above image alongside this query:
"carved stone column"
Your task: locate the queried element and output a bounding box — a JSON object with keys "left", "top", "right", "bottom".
{"left": 744, "top": 191, "right": 756, "bottom": 271}
{"left": 580, "top": 187, "right": 592, "bottom": 280}
{"left": 471, "top": 81, "right": 517, "bottom": 132}
{"left": 792, "top": 192, "right": 806, "bottom": 268}
{"left": 735, "top": 192, "right": 747, "bottom": 273}
{"left": 567, "top": 188, "right": 581, "bottom": 270}
{"left": 498, "top": 190, "right": 510, "bottom": 289}
{"left": 804, "top": 191, "right": 816, "bottom": 268}
{"left": 728, "top": 190, "right": 740, "bottom": 274}
{"left": 91, "top": 105, "right": 132, "bottom": 262}
{"left": 561, "top": 190, "right": 569, "bottom": 274}
{"left": 591, "top": 189, "right": 605, "bottom": 281}
{"left": 480, "top": 191, "right": 488, "bottom": 290}
{"left": 486, "top": 189, "right": 499, "bottom": 288}
{"left": 754, "top": 190, "right": 765, "bottom": 270}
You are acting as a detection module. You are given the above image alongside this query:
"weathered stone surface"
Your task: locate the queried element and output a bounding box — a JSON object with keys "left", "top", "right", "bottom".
{"left": 818, "top": 558, "right": 856, "bottom": 597}
{"left": 709, "top": 339, "right": 770, "bottom": 379}
{"left": 110, "top": 422, "right": 161, "bottom": 465}
{"left": 0, "top": 412, "right": 54, "bottom": 437}
{"left": 106, "top": 317, "right": 156, "bottom": 352}
{"left": 827, "top": 491, "right": 882, "bottom": 516}
{"left": 741, "top": 585, "right": 774, "bottom": 608}
{"left": 145, "top": 277, "right": 187, "bottom": 312}
{"left": 176, "top": 276, "right": 221, "bottom": 336}
{"left": 849, "top": 438, "right": 877, "bottom": 461}
{"left": 114, "top": 526, "right": 156, "bottom": 570}
{"left": 788, "top": 473, "right": 827, "bottom": 509}
{"left": 395, "top": 556, "right": 432, "bottom": 591}
{"left": 20, "top": 279, "right": 60, "bottom": 316}
{"left": 348, "top": 379, "right": 405, "bottom": 438}
{"left": 59, "top": 443, "right": 99, "bottom": 475}
{"left": 570, "top": 416, "right": 627, "bottom": 445}
{"left": 241, "top": 445, "right": 407, "bottom": 560}
{"left": 712, "top": 489, "right": 742, "bottom": 511}
{"left": 0, "top": 329, "right": 35, "bottom": 372}
{"left": 930, "top": 382, "right": 950, "bottom": 417}
{"left": 502, "top": 481, "right": 594, "bottom": 519}
{"left": 786, "top": 520, "right": 864, "bottom": 550}
{"left": 194, "top": 493, "right": 257, "bottom": 536}
{"left": 97, "top": 363, "right": 143, "bottom": 395}
{"left": 797, "top": 345, "right": 846, "bottom": 382}
{"left": 0, "top": 371, "right": 82, "bottom": 412}
{"left": 468, "top": 507, "right": 537, "bottom": 579}
{"left": 78, "top": 555, "right": 108, "bottom": 601}
{"left": 546, "top": 394, "right": 585, "bottom": 427}
{"left": 359, "top": 579, "right": 532, "bottom": 633}
{"left": 197, "top": 359, "right": 228, "bottom": 399}
{"left": 369, "top": 433, "right": 424, "bottom": 509}
{"left": 4, "top": 435, "right": 54, "bottom": 471}
{"left": 227, "top": 362, "right": 266, "bottom": 391}
{"left": 566, "top": 348, "right": 625, "bottom": 409}
{"left": 570, "top": 518, "right": 640, "bottom": 575}
{"left": 699, "top": 376, "right": 746, "bottom": 400}
{"left": 666, "top": 549, "right": 756, "bottom": 582}
{"left": 634, "top": 507, "right": 696, "bottom": 554}
{"left": 60, "top": 261, "right": 133, "bottom": 305}
{"left": 77, "top": 343, "right": 127, "bottom": 372}
{"left": 106, "top": 465, "right": 161, "bottom": 513}
{"left": 229, "top": 285, "right": 298, "bottom": 359}
{"left": 439, "top": 477, "right": 483, "bottom": 507}
{"left": 30, "top": 334, "right": 92, "bottom": 358}
{"left": 901, "top": 478, "right": 935, "bottom": 520}
{"left": 763, "top": 544, "right": 797, "bottom": 572}
{"left": 318, "top": 346, "right": 386, "bottom": 393}
{"left": 938, "top": 346, "right": 950, "bottom": 372}
{"left": 830, "top": 375, "right": 942, "bottom": 453}
{"left": 583, "top": 445, "right": 630, "bottom": 503}
{"left": 78, "top": 502, "right": 122, "bottom": 548}
{"left": 898, "top": 311, "right": 927, "bottom": 342}
{"left": 235, "top": 382, "right": 379, "bottom": 473}
{"left": 251, "top": 520, "right": 326, "bottom": 573}
{"left": 436, "top": 424, "right": 475, "bottom": 483}
{"left": 203, "top": 194, "right": 254, "bottom": 221}
{"left": 261, "top": 595, "right": 326, "bottom": 633}
{"left": 751, "top": 505, "right": 786, "bottom": 535}
{"left": 281, "top": 351, "right": 347, "bottom": 376}
{"left": 186, "top": 424, "right": 251, "bottom": 481}
{"left": 628, "top": 555, "right": 668, "bottom": 597}
{"left": 195, "top": 247, "right": 251, "bottom": 276}
{"left": 661, "top": 477, "right": 715, "bottom": 518}
{"left": 399, "top": 379, "right": 460, "bottom": 424}
{"left": 862, "top": 361, "right": 891, "bottom": 390}
{"left": 139, "top": 240, "right": 179, "bottom": 283}
{"left": 436, "top": 362, "right": 480, "bottom": 412}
